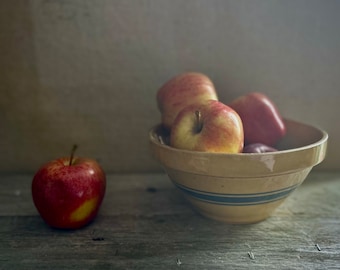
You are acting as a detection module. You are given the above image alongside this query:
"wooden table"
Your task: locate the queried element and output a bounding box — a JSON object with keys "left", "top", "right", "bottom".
{"left": 1, "top": 171, "right": 339, "bottom": 269}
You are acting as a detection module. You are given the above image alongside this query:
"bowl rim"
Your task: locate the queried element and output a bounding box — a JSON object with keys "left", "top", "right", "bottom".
{"left": 149, "top": 118, "right": 328, "bottom": 177}
{"left": 149, "top": 118, "right": 328, "bottom": 157}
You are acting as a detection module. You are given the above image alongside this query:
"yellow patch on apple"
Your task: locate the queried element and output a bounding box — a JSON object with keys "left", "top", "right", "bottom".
{"left": 70, "top": 197, "right": 98, "bottom": 222}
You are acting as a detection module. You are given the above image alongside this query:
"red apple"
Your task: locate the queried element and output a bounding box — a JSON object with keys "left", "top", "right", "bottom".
{"left": 170, "top": 100, "right": 244, "bottom": 153}
{"left": 157, "top": 72, "right": 218, "bottom": 130}
{"left": 32, "top": 146, "right": 106, "bottom": 229}
{"left": 243, "top": 143, "right": 278, "bottom": 153}
{"left": 229, "top": 92, "right": 286, "bottom": 146}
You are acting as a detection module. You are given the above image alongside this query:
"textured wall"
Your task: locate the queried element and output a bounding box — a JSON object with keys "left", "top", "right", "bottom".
{"left": 1, "top": 0, "right": 339, "bottom": 173}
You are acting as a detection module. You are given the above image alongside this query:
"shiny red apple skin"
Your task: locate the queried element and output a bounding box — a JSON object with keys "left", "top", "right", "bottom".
{"left": 229, "top": 92, "right": 286, "bottom": 146}
{"left": 157, "top": 72, "right": 218, "bottom": 130}
{"left": 32, "top": 157, "right": 106, "bottom": 229}
{"left": 170, "top": 100, "right": 244, "bottom": 153}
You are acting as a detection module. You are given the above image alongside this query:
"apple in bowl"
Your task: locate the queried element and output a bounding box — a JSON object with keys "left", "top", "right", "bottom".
{"left": 170, "top": 100, "right": 244, "bottom": 153}
{"left": 229, "top": 92, "right": 286, "bottom": 146}
{"left": 243, "top": 143, "right": 277, "bottom": 153}
{"left": 157, "top": 72, "right": 218, "bottom": 130}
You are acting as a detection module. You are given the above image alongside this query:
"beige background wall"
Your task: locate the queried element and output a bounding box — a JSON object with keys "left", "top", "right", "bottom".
{"left": 1, "top": 0, "right": 339, "bottom": 173}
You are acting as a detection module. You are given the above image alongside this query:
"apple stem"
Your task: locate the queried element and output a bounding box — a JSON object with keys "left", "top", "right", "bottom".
{"left": 69, "top": 144, "right": 78, "bottom": 166}
{"left": 195, "top": 110, "right": 203, "bottom": 133}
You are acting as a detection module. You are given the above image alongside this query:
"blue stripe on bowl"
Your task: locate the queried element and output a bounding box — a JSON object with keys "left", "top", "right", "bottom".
{"left": 173, "top": 183, "right": 299, "bottom": 206}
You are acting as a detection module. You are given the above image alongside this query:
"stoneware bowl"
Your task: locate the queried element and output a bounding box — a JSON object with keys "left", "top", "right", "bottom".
{"left": 149, "top": 119, "right": 328, "bottom": 224}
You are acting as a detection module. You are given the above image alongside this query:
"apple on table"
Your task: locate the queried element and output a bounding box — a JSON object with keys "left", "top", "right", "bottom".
{"left": 157, "top": 72, "right": 218, "bottom": 130}
{"left": 31, "top": 145, "right": 106, "bottom": 229}
{"left": 170, "top": 100, "right": 244, "bottom": 153}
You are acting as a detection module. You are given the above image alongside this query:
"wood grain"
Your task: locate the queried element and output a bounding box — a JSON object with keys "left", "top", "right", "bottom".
{"left": 0, "top": 172, "right": 339, "bottom": 269}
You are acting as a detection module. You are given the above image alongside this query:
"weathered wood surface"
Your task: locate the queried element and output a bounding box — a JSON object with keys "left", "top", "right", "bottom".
{"left": 0, "top": 172, "right": 339, "bottom": 269}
